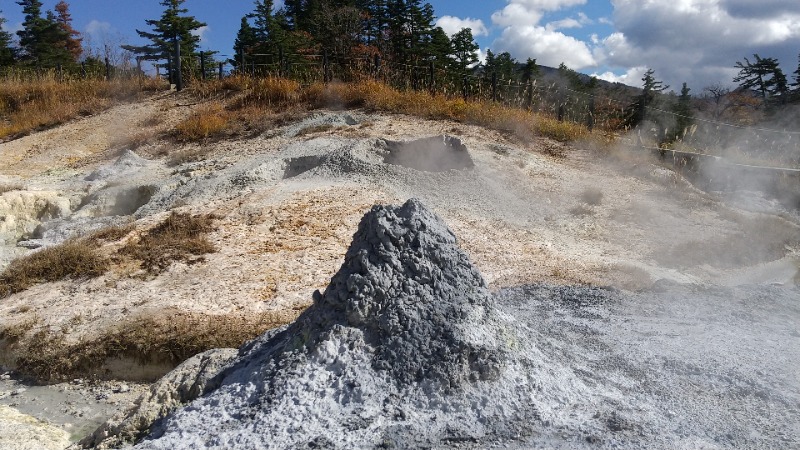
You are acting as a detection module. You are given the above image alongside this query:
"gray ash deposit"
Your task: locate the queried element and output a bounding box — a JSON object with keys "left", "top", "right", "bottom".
{"left": 104, "top": 199, "right": 799, "bottom": 450}
{"left": 133, "top": 199, "right": 535, "bottom": 449}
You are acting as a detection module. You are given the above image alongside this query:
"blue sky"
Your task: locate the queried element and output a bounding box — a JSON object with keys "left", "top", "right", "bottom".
{"left": 2, "top": 1, "right": 799, "bottom": 91}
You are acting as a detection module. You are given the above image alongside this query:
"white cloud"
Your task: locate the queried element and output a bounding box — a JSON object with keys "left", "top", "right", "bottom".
{"left": 435, "top": 16, "right": 488, "bottom": 37}
{"left": 546, "top": 18, "right": 582, "bottom": 31}
{"left": 592, "top": 66, "right": 646, "bottom": 86}
{"left": 592, "top": 0, "right": 800, "bottom": 89}
{"left": 85, "top": 20, "right": 112, "bottom": 37}
{"left": 490, "top": 0, "right": 595, "bottom": 69}
{"left": 191, "top": 25, "right": 210, "bottom": 45}
{"left": 491, "top": 4, "right": 544, "bottom": 27}
{"left": 494, "top": 25, "right": 595, "bottom": 69}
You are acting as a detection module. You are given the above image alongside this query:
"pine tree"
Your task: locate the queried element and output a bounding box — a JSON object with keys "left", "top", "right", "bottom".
{"left": 0, "top": 13, "right": 17, "bottom": 66}
{"left": 671, "top": 82, "right": 693, "bottom": 141}
{"left": 54, "top": 1, "right": 82, "bottom": 61}
{"left": 387, "top": 0, "right": 411, "bottom": 63}
{"left": 484, "top": 50, "right": 516, "bottom": 81}
{"left": 232, "top": 16, "right": 257, "bottom": 69}
{"left": 448, "top": 27, "right": 477, "bottom": 74}
{"left": 791, "top": 53, "right": 800, "bottom": 103}
{"left": 426, "top": 26, "right": 450, "bottom": 65}
{"left": 311, "top": 1, "right": 362, "bottom": 63}
{"left": 16, "top": 0, "right": 72, "bottom": 66}
{"left": 733, "top": 54, "right": 784, "bottom": 106}
{"left": 356, "top": 0, "right": 388, "bottom": 48}
{"left": 521, "top": 58, "right": 540, "bottom": 84}
{"left": 122, "top": 0, "right": 209, "bottom": 81}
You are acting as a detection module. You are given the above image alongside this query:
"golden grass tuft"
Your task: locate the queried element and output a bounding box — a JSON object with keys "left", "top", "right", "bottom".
{"left": 0, "top": 240, "right": 109, "bottom": 298}
{"left": 119, "top": 212, "right": 217, "bottom": 275}
{"left": 173, "top": 103, "right": 231, "bottom": 141}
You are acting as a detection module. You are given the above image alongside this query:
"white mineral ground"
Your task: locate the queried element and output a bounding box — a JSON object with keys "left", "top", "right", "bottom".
{"left": 0, "top": 91, "right": 798, "bottom": 448}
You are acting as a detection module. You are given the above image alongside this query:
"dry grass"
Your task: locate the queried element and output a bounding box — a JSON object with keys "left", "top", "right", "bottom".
{"left": 86, "top": 223, "right": 136, "bottom": 244}
{"left": 119, "top": 212, "right": 217, "bottom": 275}
{"left": 173, "top": 103, "right": 232, "bottom": 142}
{"left": 10, "top": 309, "right": 297, "bottom": 382}
{"left": 0, "top": 240, "right": 109, "bottom": 298}
{"left": 187, "top": 77, "right": 590, "bottom": 144}
{"left": 0, "top": 74, "right": 166, "bottom": 140}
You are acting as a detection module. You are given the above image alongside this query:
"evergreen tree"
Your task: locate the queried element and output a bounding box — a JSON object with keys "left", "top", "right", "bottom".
{"left": 792, "top": 53, "right": 800, "bottom": 103}
{"left": 284, "top": 0, "right": 318, "bottom": 31}
{"left": 122, "top": 0, "right": 209, "bottom": 81}
{"left": 671, "top": 82, "right": 693, "bottom": 141}
{"left": 448, "top": 27, "right": 477, "bottom": 74}
{"left": 484, "top": 50, "right": 516, "bottom": 81}
{"left": 521, "top": 58, "right": 540, "bottom": 84}
{"left": 624, "top": 68, "right": 668, "bottom": 130}
{"left": 0, "top": 13, "right": 17, "bottom": 66}
{"left": 54, "top": 1, "right": 82, "bottom": 60}
{"left": 557, "top": 62, "right": 597, "bottom": 93}
{"left": 387, "top": 0, "right": 411, "bottom": 63}
{"left": 425, "top": 26, "right": 450, "bottom": 65}
{"left": 311, "top": 1, "right": 361, "bottom": 63}
{"left": 356, "top": 0, "right": 388, "bottom": 48}
{"left": 232, "top": 16, "right": 257, "bottom": 69}
{"left": 16, "top": 0, "right": 72, "bottom": 66}
{"left": 733, "top": 54, "right": 784, "bottom": 106}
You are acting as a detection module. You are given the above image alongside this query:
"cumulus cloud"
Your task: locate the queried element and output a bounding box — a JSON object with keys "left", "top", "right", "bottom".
{"left": 494, "top": 25, "right": 595, "bottom": 69}
{"left": 191, "top": 25, "right": 210, "bottom": 44}
{"left": 435, "top": 16, "right": 488, "bottom": 37}
{"left": 490, "top": 0, "right": 595, "bottom": 69}
{"left": 85, "top": 20, "right": 112, "bottom": 36}
{"left": 592, "top": 66, "right": 646, "bottom": 86}
{"left": 594, "top": 0, "right": 800, "bottom": 89}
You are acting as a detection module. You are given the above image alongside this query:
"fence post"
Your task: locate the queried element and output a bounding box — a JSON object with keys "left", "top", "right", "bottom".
{"left": 136, "top": 57, "right": 142, "bottom": 76}
{"left": 278, "top": 47, "right": 284, "bottom": 77}
{"left": 491, "top": 72, "right": 497, "bottom": 102}
{"left": 218, "top": 62, "right": 224, "bottom": 80}
{"left": 200, "top": 51, "right": 206, "bottom": 81}
{"left": 428, "top": 61, "right": 435, "bottom": 94}
{"left": 323, "top": 50, "right": 330, "bottom": 83}
{"left": 174, "top": 38, "right": 183, "bottom": 91}
{"left": 526, "top": 80, "right": 533, "bottom": 110}
{"left": 105, "top": 57, "right": 111, "bottom": 80}
{"left": 81, "top": 62, "right": 87, "bottom": 79}
{"left": 587, "top": 97, "right": 595, "bottom": 131}
{"left": 56, "top": 63, "right": 63, "bottom": 82}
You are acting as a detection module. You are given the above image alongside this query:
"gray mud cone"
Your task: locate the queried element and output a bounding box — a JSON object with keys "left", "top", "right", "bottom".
{"left": 136, "top": 199, "right": 522, "bottom": 449}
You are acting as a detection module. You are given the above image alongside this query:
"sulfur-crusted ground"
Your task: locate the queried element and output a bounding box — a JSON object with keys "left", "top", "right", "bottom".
{"left": 0, "top": 92, "right": 798, "bottom": 448}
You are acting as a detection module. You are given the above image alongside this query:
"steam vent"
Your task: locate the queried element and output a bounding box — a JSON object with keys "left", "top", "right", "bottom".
{"left": 134, "top": 199, "right": 531, "bottom": 449}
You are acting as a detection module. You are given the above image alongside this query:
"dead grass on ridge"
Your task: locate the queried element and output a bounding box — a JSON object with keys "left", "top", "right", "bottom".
{"left": 176, "top": 76, "right": 589, "bottom": 145}
{"left": 0, "top": 73, "right": 166, "bottom": 140}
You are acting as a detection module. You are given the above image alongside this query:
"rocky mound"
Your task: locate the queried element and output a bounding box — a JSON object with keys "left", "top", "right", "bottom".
{"left": 129, "top": 199, "right": 531, "bottom": 449}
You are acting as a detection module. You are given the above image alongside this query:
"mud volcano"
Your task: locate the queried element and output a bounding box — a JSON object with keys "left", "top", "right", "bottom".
{"left": 131, "top": 199, "right": 532, "bottom": 449}
{"left": 383, "top": 135, "right": 474, "bottom": 172}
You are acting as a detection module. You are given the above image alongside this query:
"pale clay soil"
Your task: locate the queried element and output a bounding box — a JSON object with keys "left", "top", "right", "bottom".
{"left": 0, "top": 92, "right": 798, "bottom": 447}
